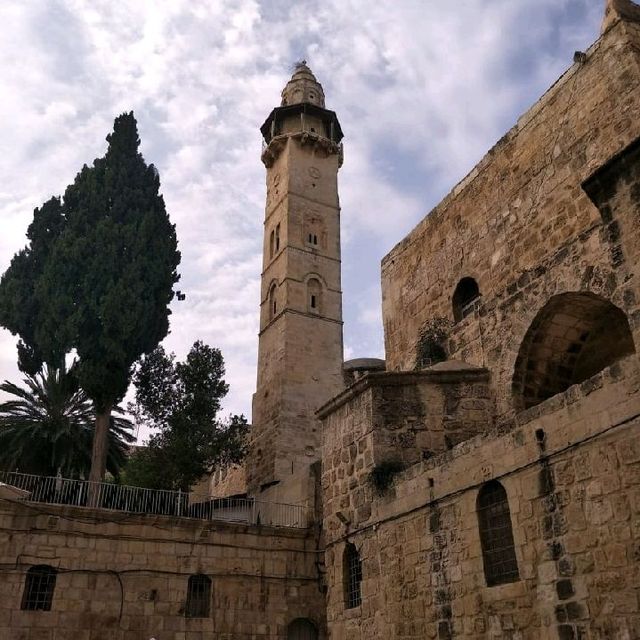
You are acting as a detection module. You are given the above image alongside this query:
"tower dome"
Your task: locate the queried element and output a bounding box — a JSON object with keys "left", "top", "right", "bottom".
{"left": 281, "top": 61, "right": 326, "bottom": 108}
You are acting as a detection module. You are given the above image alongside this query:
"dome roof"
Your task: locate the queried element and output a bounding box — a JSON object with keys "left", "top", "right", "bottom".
{"left": 343, "top": 358, "right": 386, "bottom": 372}
{"left": 281, "top": 61, "right": 326, "bottom": 108}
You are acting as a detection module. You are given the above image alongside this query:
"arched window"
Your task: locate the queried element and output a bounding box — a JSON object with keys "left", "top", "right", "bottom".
{"left": 269, "top": 230, "right": 275, "bottom": 259}
{"left": 344, "top": 542, "right": 362, "bottom": 609}
{"left": 185, "top": 574, "right": 211, "bottom": 618}
{"left": 287, "top": 618, "right": 318, "bottom": 640}
{"left": 21, "top": 565, "right": 57, "bottom": 611}
{"left": 275, "top": 223, "right": 281, "bottom": 252}
{"left": 512, "top": 292, "right": 635, "bottom": 410}
{"left": 452, "top": 277, "right": 481, "bottom": 322}
{"left": 269, "top": 283, "right": 277, "bottom": 320}
{"left": 307, "top": 278, "right": 322, "bottom": 314}
{"left": 304, "top": 215, "right": 325, "bottom": 250}
{"left": 477, "top": 482, "right": 519, "bottom": 587}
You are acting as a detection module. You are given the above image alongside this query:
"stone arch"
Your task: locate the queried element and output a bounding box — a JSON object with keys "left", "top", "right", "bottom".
{"left": 287, "top": 618, "right": 318, "bottom": 640}
{"left": 268, "top": 282, "right": 278, "bottom": 320}
{"left": 452, "top": 277, "right": 481, "bottom": 322}
{"left": 304, "top": 212, "right": 326, "bottom": 249}
{"left": 307, "top": 277, "right": 322, "bottom": 314}
{"left": 512, "top": 292, "right": 635, "bottom": 410}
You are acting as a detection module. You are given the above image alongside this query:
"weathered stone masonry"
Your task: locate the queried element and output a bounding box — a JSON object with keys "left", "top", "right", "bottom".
{"left": 0, "top": 501, "right": 325, "bottom": 640}
{"left": 321, "top": 5, "right": 640, "bottom": 640}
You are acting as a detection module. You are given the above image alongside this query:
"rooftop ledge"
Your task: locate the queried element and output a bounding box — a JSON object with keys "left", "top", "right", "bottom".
{"left": 316, "top": 360, "right": 489, "bottom": 419}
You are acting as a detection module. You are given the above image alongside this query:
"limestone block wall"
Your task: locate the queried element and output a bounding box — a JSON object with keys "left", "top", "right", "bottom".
{"left": 0, "top": 503, "right": 325, "bottom": 640}
{"left": 381, "top": 18, "right": 640, "bottom": 422}
{"left": 208, "top": 463, "right": 247, "bottom": 499}
{"left": 319, "top": 366, "right": 492, "bottom": 537}
{"left": 321, "top": 355, "right": 640, "bottom": 640}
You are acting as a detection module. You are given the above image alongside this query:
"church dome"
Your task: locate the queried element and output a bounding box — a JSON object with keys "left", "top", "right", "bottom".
{"left": 281, "top": 61, "right": 326, "bottom": 108}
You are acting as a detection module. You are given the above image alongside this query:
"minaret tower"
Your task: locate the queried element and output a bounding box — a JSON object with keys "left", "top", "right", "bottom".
{"left": 248, "top": 62, "right": 345, "bottom": 501}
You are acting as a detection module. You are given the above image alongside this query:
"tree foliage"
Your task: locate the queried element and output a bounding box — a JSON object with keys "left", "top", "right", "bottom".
{"left": 43, "top": 113, "right": 180, "bottom": 413}
{"left": 124, "top": 341, "right": 248, "bottom": 492}
{"left": 0, "top": 112, "right": 181, "bottom": 483}
{"left": 0, "top": 197, "right": 67, "bottom": 373}
{"left": 0, "top": 366, "right": 134, "bottom": 478}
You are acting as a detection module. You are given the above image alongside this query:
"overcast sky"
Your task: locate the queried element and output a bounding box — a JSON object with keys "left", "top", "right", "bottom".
{"left": 0, "top": 0, "right": 604, "bottom": 439}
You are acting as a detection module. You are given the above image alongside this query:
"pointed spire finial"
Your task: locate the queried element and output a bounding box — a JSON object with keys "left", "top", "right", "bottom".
{"left": 281, "top": 60, "right": 326, "bottom": 108}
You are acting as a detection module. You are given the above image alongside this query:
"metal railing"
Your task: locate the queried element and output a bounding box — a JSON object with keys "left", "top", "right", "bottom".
{"left": 0, "top": 471, "right": 309, "bottom": 529}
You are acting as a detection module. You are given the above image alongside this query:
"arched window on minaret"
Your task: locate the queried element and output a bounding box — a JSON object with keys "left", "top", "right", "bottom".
{"left": 307, "top": 278, "right": 322, "bottom": 314}
{"left": 269, "top": 283, "right": 278, "bottom": 320}
{"left": 269, "top": 230, "right": 275, "bottom": 259}
{"left": 275, "top": 224, "right": 281, "bottom": 252}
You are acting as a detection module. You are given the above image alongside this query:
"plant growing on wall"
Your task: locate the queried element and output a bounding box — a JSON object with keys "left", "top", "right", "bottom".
{"left": 368, "top": 459, "right": 405, "bottom": 496}
{"left": 415, "top": 317, "right": 451, "bottom": 369}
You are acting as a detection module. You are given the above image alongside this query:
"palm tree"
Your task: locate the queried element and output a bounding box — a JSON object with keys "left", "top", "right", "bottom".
{"left": 0, "top": 366, "right": 134, "bottom": 478}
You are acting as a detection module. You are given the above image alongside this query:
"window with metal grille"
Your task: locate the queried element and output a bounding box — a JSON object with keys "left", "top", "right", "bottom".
{"left": 344, "top": 542, "right": 362, "bottom": 609}
{"left": 477, "top": 481, "right": 519, "bottom": 587}
{"left": 185, "top": 574, "right": 211, "bottom": 618}
{"left": 21, "top": 565, "right": 57, "bottom": 611}
{"left": 452, "top": 277, "right": 481, "bottom": 323}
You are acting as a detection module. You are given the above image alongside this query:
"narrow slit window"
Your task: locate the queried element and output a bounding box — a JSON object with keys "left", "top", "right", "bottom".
{"left": 344, "top": 543, "right": 362, "bottom": 609}
{"left": 307, "top": 278, "right": 322, "bottom": 314}
{"left": 269, "top": 284, "right": 277, "bottom": 319}
{"left": 477, "top": 481, "right": 519, "bottom": 587}
{"left": 269, "top": 230, "right": 275, "bottom": 259}
{"left": 185, "top": 574, "right": 211, "bottom": 618}
{"left": 275, "top": 224, "right": 281, "bottom": 251}
{"left": 21, "top": 565, "right": 57, "bottom": 611}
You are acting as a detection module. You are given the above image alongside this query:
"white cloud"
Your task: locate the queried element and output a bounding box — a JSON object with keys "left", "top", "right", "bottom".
{"left": 0, "top": 0, "right": 602, "bottom": 436}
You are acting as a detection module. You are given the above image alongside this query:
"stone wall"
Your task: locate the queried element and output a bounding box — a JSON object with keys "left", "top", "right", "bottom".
{"left": 0, "top": 502, "right": 325, "bottom": 640}
{"left": 321, "top": 355, "right": 640, "bottom": 639}
{"left": 381, "top": 17, "right": 640, "bottom": 423}
{"left": 319, "top": 364, "right": 493, "bottom": 531}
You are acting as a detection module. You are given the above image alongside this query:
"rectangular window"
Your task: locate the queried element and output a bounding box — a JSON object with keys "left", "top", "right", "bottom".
{"left": 345, "top": 544, "right": 362, "bottom": 609}
{"left": 21, "top": 566, "right": 57, "bottom": 611}
{"left": 186, "top": 574, "right": 211, "bottom": 618}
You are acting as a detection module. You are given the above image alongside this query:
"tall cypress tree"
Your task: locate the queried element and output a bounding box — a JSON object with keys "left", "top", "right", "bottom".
{"left": 42, "top": 112, "right": 181, "bottom": 483}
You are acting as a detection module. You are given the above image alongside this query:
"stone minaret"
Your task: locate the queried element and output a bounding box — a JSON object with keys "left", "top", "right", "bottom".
{"left": 248, "top": 62, "right": 345, "bottom": 501}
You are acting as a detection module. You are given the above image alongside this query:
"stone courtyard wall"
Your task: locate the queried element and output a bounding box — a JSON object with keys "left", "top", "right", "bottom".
{"left": 321, "top": 355, "right": 640, "bottom": 640}
{"left": 381, "top": 17, "right": 640, "bottom": 423}
{"left": 0, "top": 502, "right": 325, "bottom": 640}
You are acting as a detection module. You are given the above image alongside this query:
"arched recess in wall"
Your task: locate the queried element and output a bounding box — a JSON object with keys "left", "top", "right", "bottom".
{"left": 287, "top": 618, "right": 319, "bottom": 640}
{"left": 268, "top": 282, "right": 278, "bottom": 320}
{"left": 452, "top": 277, "right": 481, "bottom": 322}
{"left": 307, "top": 277, "right": 322, "bottom": 314}
{"left": 512, "top": 292, "right": 635, "bottom": 410}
